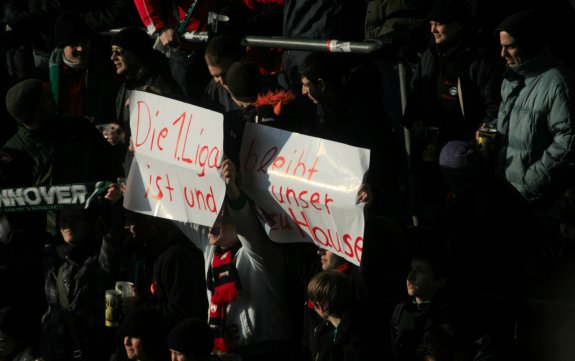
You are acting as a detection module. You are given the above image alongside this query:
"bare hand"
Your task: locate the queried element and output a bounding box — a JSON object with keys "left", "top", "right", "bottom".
{"left": 357, "top": 183, "right": 372, "bottom": 206}
{"left": 222, "top": 159, "right": 240, "bottom": 200}
{"left": 475, "top": 122, "right": 491, "bottom": 142}
{"left": 159, "top": 28, "right": 178, "bottom": 46}
{"left": 104, "top": 183, "right": 122, "bottom": 205}
{"left": 102, "top": 123, "right": 126, "bottom": 145}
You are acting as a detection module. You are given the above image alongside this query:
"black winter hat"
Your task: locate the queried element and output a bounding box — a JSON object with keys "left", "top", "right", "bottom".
{"left": 426, "top": 0, "right": 470, "bottom": 24}
{"left": 116, "top": 307, "right": 167, "bottom": 346}
{"left": 167, "top": 318, "right": 214, "bottom": 358}
{"left": 439, "top": 140, "right": 480, "bottom": 170}
{"left": 111, "top": 27, "right": 155, "bottom": 60}
{"left": 5, "top": 79, "right": 44, "bottom": 124}
{"left": 495, "top": 9, "right": 544, "bottom": 59}
{"left": 54, "top": 11, "right": 92, "bottom": 48}
{"left": 225, "top": 61, "right": 261, "bottom": 103}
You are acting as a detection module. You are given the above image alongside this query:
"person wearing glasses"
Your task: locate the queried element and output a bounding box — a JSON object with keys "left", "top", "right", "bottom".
{"left": 109, "top": 26, "right": 185, "bottom": 175}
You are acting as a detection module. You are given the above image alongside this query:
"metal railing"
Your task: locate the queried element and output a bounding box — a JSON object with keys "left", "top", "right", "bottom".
{"left": 102, "top": 28, "right": 383, "bottom": 54}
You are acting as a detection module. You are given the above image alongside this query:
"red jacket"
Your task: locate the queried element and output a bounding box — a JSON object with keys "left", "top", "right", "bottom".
{"left": 134, "top": 0, "right": 222, "bottom": 34}
{"left": 241, "top": 0, "right": 284, "bottom": 10}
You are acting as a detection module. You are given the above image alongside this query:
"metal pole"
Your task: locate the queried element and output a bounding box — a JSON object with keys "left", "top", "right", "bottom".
{"left": 103, "top": 29, "right": 384, "bottom": 54}
{"left": 181, "top": 31, "right": 210, "bottom": 42}
{"left": 240, "top": 36, "right": 383, "bottom": 54}
{"left": 398, "top": 62, "right": 419, "bottom": 227}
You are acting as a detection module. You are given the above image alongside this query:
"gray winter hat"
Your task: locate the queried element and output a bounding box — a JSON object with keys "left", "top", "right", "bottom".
{"left": 5, "top": 79, "right": 44, "bottom": 124}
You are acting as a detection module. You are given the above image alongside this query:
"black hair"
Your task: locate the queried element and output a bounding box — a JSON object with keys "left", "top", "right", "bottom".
{"left": 298, "top": 52, "right": 344, "bottom": 87}
{"left": 204, "top": 34, "right": 244, "bottom": 67}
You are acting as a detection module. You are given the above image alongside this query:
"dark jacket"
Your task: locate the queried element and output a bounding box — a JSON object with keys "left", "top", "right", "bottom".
{"left": 121, "top": 230, "right": 207, "bottom": 330}
{"left": 42, "top": 219, "right": 123, "bottom": 361}
{"left": 115, "top": 53, "right": 185, "bottom": 135}
{"left": 281, "top": 0, "right": 366, "bottom": 87}
{"left": 3, "top": 115, "right": 122, "bottom": 186}
{"left": 149, "top": 234, "right": 208, "bottom": 329}
{"left": 403, "top": 39, "right": 502, "bottom": 146}
{"left": 49, "top": 48, "right": 115, "bottom": 125}
{"left": 64, "top": 0, "right": 142, "bottom": 31}
{"left": 390, "top": 297, "right": 457, "bottom": 361}
{"left": 201, "top": 78, "right": 244, "bottom": 162}
{"left": 311, "top": 59, "right": 403, "bottom": 218}
{"left": 2, "top": 0, "right": 59, "bottom": 52}
{"left": 310, "top": 305, "right": 366, "bottom": 361}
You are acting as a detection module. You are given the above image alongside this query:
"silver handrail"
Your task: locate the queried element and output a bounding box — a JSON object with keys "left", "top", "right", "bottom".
{"left": 102, "top": 28, "right": 383, "bottom": 54}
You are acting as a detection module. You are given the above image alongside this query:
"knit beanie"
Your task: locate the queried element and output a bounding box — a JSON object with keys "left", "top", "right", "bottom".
{"left": 495, "top": 9, "right": 544, "bottom": 59}
{"left": 167, "top": 318, "right": 214, "bottom": 359}
{"left": 5, "top": 79, "right": 44, "bottom": 124}
{"left": 439, "top": 140, "right": 482, "bottom": 193}
{"left": 426, "top": 0, "right": 470, "bottom": 24}
{"left": 225, "top": 61, "right": 261, "bottom": 103}
{"left": 110, "top": 27, "right": 155, "bottom": 59}
{"left": 116, "top": 307, "right": 167, "bottom": 347}
{"left": 54, "top": 11, "right": 92, "bottom": 48}
{"left": 439, "top": 140, "right": 480, "bottom": 170}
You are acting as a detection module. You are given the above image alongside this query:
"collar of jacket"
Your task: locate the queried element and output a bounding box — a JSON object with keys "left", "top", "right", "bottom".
{"left": 57, "top": 240, "right": 98, "bottom": 262}
{"left": 504, "top": 47, "right": 554, "bottom": 79}
{"left": 433, "top": 37, "right": 470, "bottom": 59}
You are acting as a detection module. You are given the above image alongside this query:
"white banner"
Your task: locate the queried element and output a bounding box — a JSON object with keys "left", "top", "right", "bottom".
{"left": 124, "top": 90, "right": 225, "bottom": 227}
{"left": 239, "top": 123, "right": 370, "bottom": 265}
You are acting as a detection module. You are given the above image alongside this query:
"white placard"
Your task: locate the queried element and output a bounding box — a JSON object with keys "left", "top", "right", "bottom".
{"left": 124, "top": 90, "right": 225, "bottom": 227}
{"left": 239, "top": 123, "right": 370, "bottom": 265}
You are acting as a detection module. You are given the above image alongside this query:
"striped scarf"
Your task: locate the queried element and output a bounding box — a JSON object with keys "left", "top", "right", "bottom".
{"left": 207, "top": 242, "right": 242, "bottom": 352}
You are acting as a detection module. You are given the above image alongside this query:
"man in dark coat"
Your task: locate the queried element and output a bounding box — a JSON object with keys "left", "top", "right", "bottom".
{"left": 109, "top": 26, "right": 185, "bottom": 174}
{"left": 402, "top": 0, "right": 503, "bottom": 227}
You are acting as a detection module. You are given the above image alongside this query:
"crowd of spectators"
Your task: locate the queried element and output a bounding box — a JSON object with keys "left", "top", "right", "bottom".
{"left": 1, "top": 1, "right": 575, "bottom": 361}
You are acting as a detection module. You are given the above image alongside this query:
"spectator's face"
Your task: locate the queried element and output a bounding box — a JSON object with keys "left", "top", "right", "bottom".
{"left": 499, "top": 31, "right": 524, "bottom": 67}
{"left": 124, "top": 336, "right": 143, "bottom": 360}
{"left": 58, "top": 209, "right": 92, "bottom": 245}
{"left": 207, "top": 62, "right": 228, "bottom": 86}
{"left": 317, "top": 248, "right": 347, "bottom": 271}
{"left": 430, "top": 21, "right": 462, "bottom": 46}
{"left": 406, "top": 259, "right": 444, "bottom": 301}
{"left": 124, "top": 215, "right": 155, "bottom": 245}
{"left": 301, "top": 76, "right": 322, "bottom": 104}
{"left": 63, "top": 38, "right": 91, "bottom": 67}
{"left": 111, "top": 46, "right": 139, "bottom": 76}
{"left": 209, "top": 212, "right": 238, "bottom": 249}
{"left": 312, "top": 302, "right": 328, "bottom": 320}
{"left": 170, "top": 349, "right": 190, "bottom": 361}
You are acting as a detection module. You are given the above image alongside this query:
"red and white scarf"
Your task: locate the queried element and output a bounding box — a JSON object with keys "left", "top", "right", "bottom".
{"left": 208, "top": 242, "right": 242, "bottom": 352}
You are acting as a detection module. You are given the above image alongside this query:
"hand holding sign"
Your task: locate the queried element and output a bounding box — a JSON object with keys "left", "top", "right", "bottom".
{"left": 357, "top": 183, "right": 372, "bottom": 206}
{"left": 222, "top": 159, "right": 241, "bottom": 202}
{"left": 104, "top": 183, "right": 122, "bottom": 205}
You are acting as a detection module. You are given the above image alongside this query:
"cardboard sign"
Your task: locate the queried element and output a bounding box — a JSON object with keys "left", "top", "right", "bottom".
{"left": 239, "top": 123, "right": 370, "bottom": 265}
{"left": 123, "top": 91, "right": 225, "bottom": 227}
